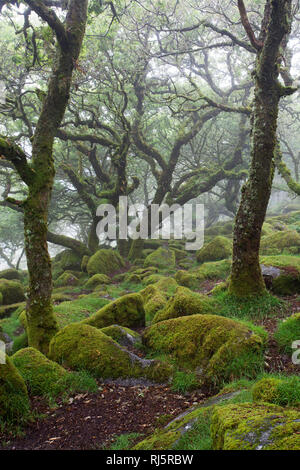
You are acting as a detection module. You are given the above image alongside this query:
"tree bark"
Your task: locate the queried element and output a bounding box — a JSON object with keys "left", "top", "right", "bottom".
{"left": 229, "top": 0, "right": 295, "bottom": 297}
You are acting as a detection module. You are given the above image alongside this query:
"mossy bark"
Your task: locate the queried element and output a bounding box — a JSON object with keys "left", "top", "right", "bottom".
{"left": 229, "top": 0, "right": 294, "bottom": 297}
{"left": 1, "top": 1, "right": 89, "bottom": 354}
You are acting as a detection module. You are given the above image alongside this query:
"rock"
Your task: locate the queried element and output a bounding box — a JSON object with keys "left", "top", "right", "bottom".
{"left": 152, "top": 287, "right": 217, "bottom": 324}
{"left": 211, "top": 403, "right": 300, "bottom": 450}
{"left": 82, "top": 293, "right": 145, "bottom": 329}
{"left": 140, "top": 284, "right": 168, "bottom": 322}
{"left": 87, "top": 249, "right": 125, "bottom": 276}
{"left": 174, "top": 270, "right": 199, "bottom": 289}
{"left": 54, "top": 249, "right": 83, "bottom": 271}
{"left": 54, "top": 272, "right": 79, "bottom": 287}
{"left": 0, "top": 268, "right": 22, "bottom": 281}
{"left": 0, "top": 355, "right": 30, "bottom": 422}
{"left": 49, "top": 323, "right": 172, "bottom": 382}
{"left": 196, "top": 236, "right": 232, "bottom": 264}
{"left": 84, "top": 274, "right": 111, "bottom": 289}
{"left": 0, "top": 279, "right": 25, "bottom": 305}
{"left": 12, "top": 347, "right": 68, "bottom": 397}
{"left": 143, "top": 314, "right": 266, "bottom": 386}
{"left": 100, "top": 325, "right": 142, "bottom": 347}
{"left": 144, "top": 247, "right": 176, "bottom": 270}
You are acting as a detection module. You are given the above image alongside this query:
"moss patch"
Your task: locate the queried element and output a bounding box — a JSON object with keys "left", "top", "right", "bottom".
{"left": 144, "top": 247, "right": 176, "bottom": 270}
{"left": 87, "top": 249, "right": 125, "bottom": 276}
{"left": 0, "top": 280, "right": 25, "bottom": 305}
{"left": 197, "top": 236, "right": 232, "bottom": 264}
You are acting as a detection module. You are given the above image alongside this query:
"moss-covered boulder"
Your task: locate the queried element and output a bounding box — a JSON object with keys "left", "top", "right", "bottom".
{"left": 211, "top": 403, "right": 300, "bottom": 450}
{"left": 82, "top": 293, "right": 145, "bottom": 329}
{"left": 55, "top": 249, "right": 83, "bottom": 271}
{"left": 144, "top": 247, "right": 176, "bottom": 270}
{"left": 0, "top": 279, "right": 25, "bottom": 305}
{"left": 142, "top": 274, "right": 165, "bottom": 286}
{"left": 143, "top": 315, "right": 265, "bottom": 386}
{"left": 100, "top": 325, "right": 141, "bottom": 347}
{"left": 49, "top": 323, "right": 172, "bottom": 382}
{"left": 152, "top": 287, "right": 217, "bottom": 324}
{"left": 54, "top": 272, "right": 79, "bottom": 287}
{"left": 0, "top": 355, "right": 30, "bottom": 422}
{"left": 174, "top": 270, "right": 199, "bottom": 289}
{"left": 84, "top": 274, "right": 111, "bottom": 289}
{"left": 12, "top": 347, "right": 68, "bottom": 397}
{"left": 0, "top": 268, "right": 22, "bottom": 281}
{"left": 87, "top": 249, "right": 125, "bottom": 276}
{"left": 260, "top": 230, "right": 300, "bottom": 255}
{"left": 196, "top": 236, "right": 232, "bottom": 264}
{"left": 197, "top": 259, "right": 232, "bottom": 281}
{"left": 81, "top": 255, "right": 90, "bottom": 272}
{"left": 140, "top": 284, "right": 168, "bottom": 322}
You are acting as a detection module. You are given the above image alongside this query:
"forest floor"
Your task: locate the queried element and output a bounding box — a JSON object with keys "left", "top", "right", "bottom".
{"left": 1, "top": 284, "right": 299, "bottom": 451}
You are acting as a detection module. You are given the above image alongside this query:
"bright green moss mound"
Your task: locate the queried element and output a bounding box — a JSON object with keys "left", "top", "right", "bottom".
{"left": 54, "top": 272, "right": 79, "bottom": 287}
{"left": 211, "top": 403, "right": 300, "bottom": 450}
{"left": 174, "top": 270, "right": 199, "bottom": 289}
{"left": 49, "top": 323, "right": 172, "bottom": 382}
{"left": 144, "top": 247, "right": 176, "bottom": 270}
{"left": 0, "top": 269, "right": 22, "bottom": 281}
{"left": 152, "top": 287, "right": 218, "bottom": 324}
{"left": 87, "top": 249, "right": 125, "bottom": 276}
{"left": 260, "top": 230, "right": 300, "bottom": 255}
{"left": 0, "top": 279, "right": 25, "bottom": 305}
{"left": 82, "top": 293, "right": 145, "bottom": 329}
{"left": 100, "top": 325, "right": 141, "bottom": 346}
{"left": 143, "top": 314, "right": 265, "bottom": 386}
{"left": 12, "top": 347, "right": 67, "bottom": 396}
{"left": 252, "top": 376, "right": 300, "bottom": 407}
{"left": 0, "top": 355, "right": 30, "bottom": 422}
{"left": 197, "top": 259, "right": 232, "bottom": 281}
{"left": 53, "top": 295, "right": 110, "bottom": 328}
{"left": 54, "top": 249, "right": 82, "bottom": 271}
{"left": 274, "top": 313, "right": 300, "bottom": 354}
{"left": 196, "top": 236, "right": 232, "bottom": 264}
{"left": 140, "top": 285, "right": 167, "bottom": 322}
{"left": 260, "top": 254, "right": 300, "bottom": 271}
{"left": 84, "top": 274, "right": 111, "bottom": 289}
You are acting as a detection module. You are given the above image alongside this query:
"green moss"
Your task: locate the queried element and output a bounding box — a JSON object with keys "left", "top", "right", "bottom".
{"left": 87, "top": 249, "right": 125, "bottom": 276}
{"left": 140, "top": 285, "right": 167, "bottom": 323}
{"left": 54, "top": 249, "right": 82, "bottom": 271}
{"left": 152, "top": 287, "right": 218, "bottom": 324}
{"left": 260, "top": 254, "right": 300, "bottom": 271}
{"left": 197, "top": 236, "right": 232, "bottom": 264}
{"left": 0, "top": 280, "right": 25, "bottom": 305}
{"left": 174, "top": 270, "right": 199, "bottom": 289}
{"left": 53, "top": 294, "right": 110, "bottom": 329}
{"left": 261, "top": 230, "right": 300, "bottom": 255}
{"left": 11, "top": 332, "right": 28, "bottom": 354}
{"left": 274, "top": 312, "right": 300, "bottom": 354}
{"left": 0, "top": 355, "right": 30, "bottom": 423}
{"left": 54, "top": 272, "right": 79, "bottom": 287}
{"left": 100, "top": 325, "right": 141, "bottom": 346}
{"left": 49, "top": 323, "right": 172, "bottom": 382}
{"left": 0, "top": 269, "right": 22, "bottom": 281}
{"left": 211, "top": 403, "right": 300, "bottom": 450}
{"left": 82, "top": 293, "right": 145, "bottom": 329}
{"left": 81, "top": 255, "right": 90, "bottom": 272}
{"left": 196, "top": 259, "right": 232, "bottom": 281}
{"left": 143, "top": 314, "right": 265, "bottom": 387}
{"left": 252, "top": 376, "right": 300, "bottom": 407}
{"left": 144, "top": 247, "right": 176, "bottom": 270}
{"left": 84, "top": 274, "right": 111, "bottom": 289}
{"left": 272, "top": 273, "right": 300, "bottom": 295}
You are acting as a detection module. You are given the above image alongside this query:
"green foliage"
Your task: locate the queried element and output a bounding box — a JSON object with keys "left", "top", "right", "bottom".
{"left": 171, "top": 371, "right": 198, "bottom": 394}
{"left": 274, "top": 312, "right": 300, "bottom": 354}
{"left": 173, "top": 409, "right": 213, "bottom": 451}
{"left": 107, "top": 433, "right": 141, "bottom": 451}
{"left": 252, "top": 375, "right": 300, "bottom": 407}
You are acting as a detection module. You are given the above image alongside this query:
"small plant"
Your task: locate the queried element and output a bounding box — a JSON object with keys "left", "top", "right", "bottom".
{"left": 107, "top": 433, "right": 141, "bottom": 450}
{"left": 274, "top": 313, "right": 300, "bottom": 354}
{"left": 173, "top": 409, "right": 213, "bottom": 450}
{"left": 171, "top": 371, "right": 198, "bottom": 394}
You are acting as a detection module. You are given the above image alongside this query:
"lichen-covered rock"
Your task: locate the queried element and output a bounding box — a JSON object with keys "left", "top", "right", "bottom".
{"left": 49, "top": 323, "right": 172, "bottom": 382}
{"left": 260, "top": 230, "right": 300, "bottom": 255}
{"left": 144, "top": 247, "right": 176, "bottom": 270}
{"left": 143, "top": 314, "right": 265, "bottom": 386}
{"left": 87, "top": 249, "right": 125, "bottom": 276}
{"left": 0, "top": 268, "right": 22, "bottom": 281}
{"left": 100, "top": 325, "right": 141, "bottom": 347}
{"left": 0, "top": 279, "right": 25, "bottom": 305}
{"left": 196, "top": 236, "right": 232, "bottom": 264}
{"left": 12, "top": 347, "right": 67, "bottom": 397}
{"left": 0, "top": 355, "right": 30, "bottom": 422}
{"left": 152, "top": 287, "right": 216, "bottom": 324}
{"left": 84, "top": 274, "right": 111, "bottom": 289}
{"left": 82, "top": 293, "right": 145, "bottom": 329}
{"left": 211, "top": 403, "right": 300, "bottom": 450}
{"left": 174, "top": 270, "right": 199, "bottom": 289}
{"left": 54, "top": 272, "right": 79, "bottom": 287}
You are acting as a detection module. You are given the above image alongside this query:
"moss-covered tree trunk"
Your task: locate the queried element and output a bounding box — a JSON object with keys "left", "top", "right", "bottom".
{"left": 0, "top": 0, "right": 88, "bottom": 354}
{"left": 229, "top": 0, "right": 295, "bottom": 297}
